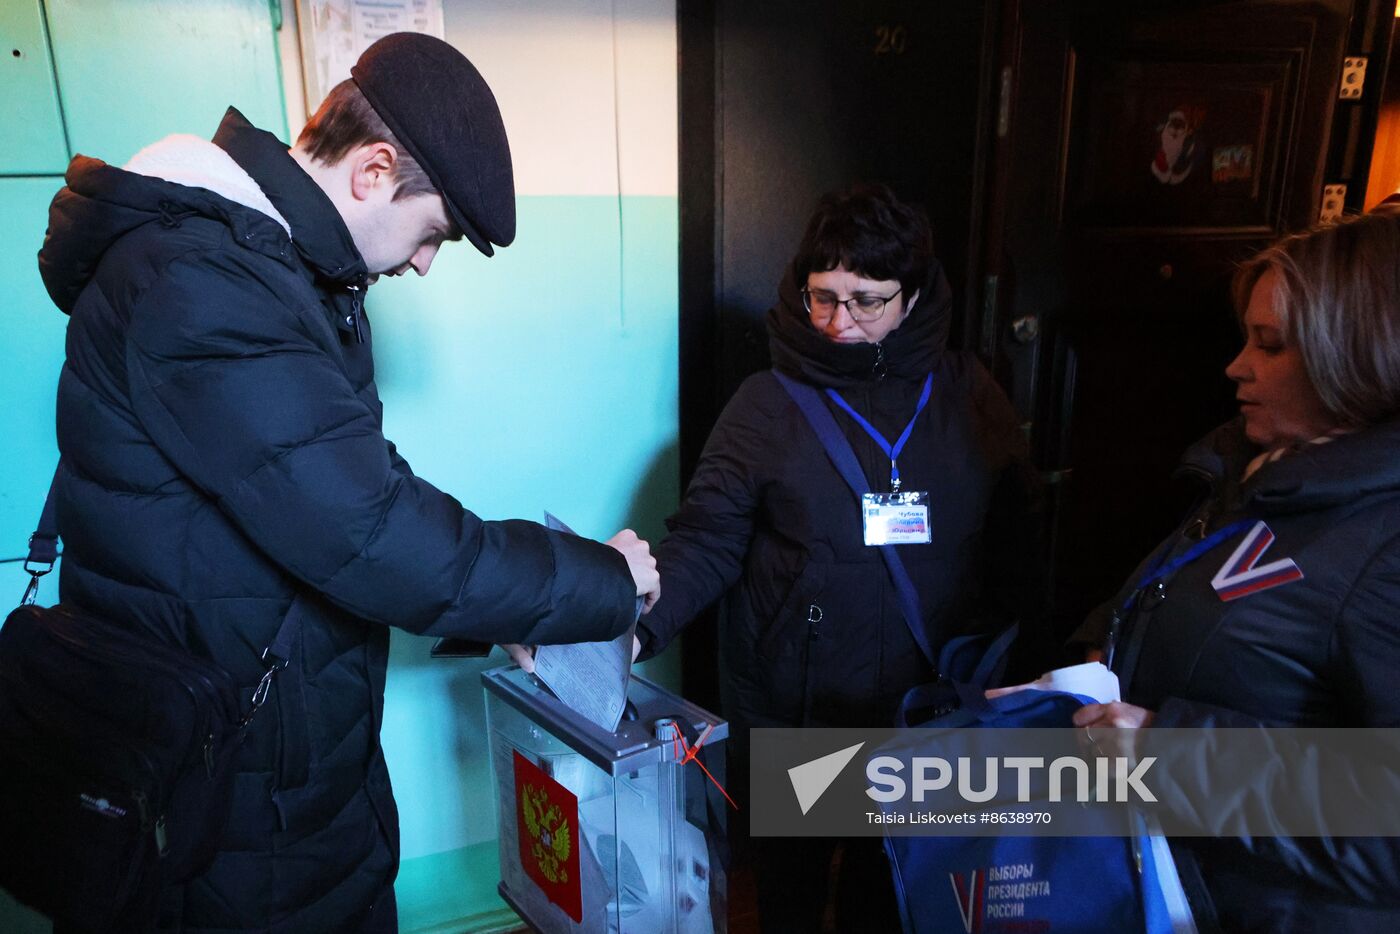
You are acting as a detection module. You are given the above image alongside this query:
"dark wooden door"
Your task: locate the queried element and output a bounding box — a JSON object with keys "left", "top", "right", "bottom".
{"left": 680, "top": 0, "right": 998, "bottom": 478}
{"left": 678, "top": 0, "right": 998, "bottom": 705}
{"left": 977, "top": 0, "right": 1393, "bottom": 636}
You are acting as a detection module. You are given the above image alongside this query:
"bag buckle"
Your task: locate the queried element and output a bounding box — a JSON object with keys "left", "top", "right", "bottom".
{"left": 20, "top": 559, "right": 53, "bottom": 606}
{"left": 21, "top": 528, "right": 58, "bottom": 606}
{"left": 241, "top": 649, "right": 289, "bottom": 728}
{"left": 260, "top": 647, "right": 290, "bottom": 673}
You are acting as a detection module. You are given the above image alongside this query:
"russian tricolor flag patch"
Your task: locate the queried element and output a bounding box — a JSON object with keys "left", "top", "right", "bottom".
{"left": 1211, "top": 521, "right": 1304, "bottom": 602}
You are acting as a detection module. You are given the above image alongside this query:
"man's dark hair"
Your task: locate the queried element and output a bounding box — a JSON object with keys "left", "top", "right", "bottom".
{"left": 793, "top": 183, "right": 934, "bottom": 298}
{"left": 296, "top": 79, "right": 436, "bottom": 201}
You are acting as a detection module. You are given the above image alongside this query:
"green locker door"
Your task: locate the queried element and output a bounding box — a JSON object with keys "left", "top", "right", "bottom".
{"left": 43, "top": 0, "right": 288, "bottom": 165}
{"left": 0, "top": 0, "right": 69, "bottom": 174}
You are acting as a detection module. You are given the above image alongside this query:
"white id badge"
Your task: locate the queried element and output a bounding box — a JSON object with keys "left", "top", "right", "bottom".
{"left": 862, "top": 492, "right": 932, "bottom": 545}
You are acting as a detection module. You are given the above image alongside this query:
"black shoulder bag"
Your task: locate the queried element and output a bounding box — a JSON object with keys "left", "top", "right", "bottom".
{"left": 0, "top": 463, "right": 301, "bottom": 933}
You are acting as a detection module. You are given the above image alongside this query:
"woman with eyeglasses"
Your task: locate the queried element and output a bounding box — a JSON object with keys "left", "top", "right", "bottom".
{"left": 634, "top": 183, "right": 1046, "bottom": 932}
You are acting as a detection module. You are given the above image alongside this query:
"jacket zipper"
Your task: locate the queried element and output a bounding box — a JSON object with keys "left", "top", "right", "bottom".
{"left": 347, "top": 283, "right": 365, "bottom": 343}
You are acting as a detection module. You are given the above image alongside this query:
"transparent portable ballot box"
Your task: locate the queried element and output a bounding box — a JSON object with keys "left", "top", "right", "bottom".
{"left": 482, "top": 666, "right": 729, "bottom": 934}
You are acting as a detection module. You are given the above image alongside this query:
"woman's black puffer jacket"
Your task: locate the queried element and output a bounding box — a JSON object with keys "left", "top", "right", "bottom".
{"left": 638, "top": 260, "right": 1043, "bottom": 729}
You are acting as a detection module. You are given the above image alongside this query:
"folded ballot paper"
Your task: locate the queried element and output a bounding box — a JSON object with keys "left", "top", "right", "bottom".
{"left": 528, "top": 513, "right": 643, "bottom": 733}
{"left": 1018, "top": 661, "right": 1121, "bottom": 704}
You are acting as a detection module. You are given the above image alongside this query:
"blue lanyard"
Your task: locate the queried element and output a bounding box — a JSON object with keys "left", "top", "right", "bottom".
{"left": 1126, "top": 517, "right": 1255, "bottom": 611}
{"left": 1104, "top": 517, "right": 1254, "bottom": 670}
{"left": 825, "top": 372, "right": 934, "bottom": 492}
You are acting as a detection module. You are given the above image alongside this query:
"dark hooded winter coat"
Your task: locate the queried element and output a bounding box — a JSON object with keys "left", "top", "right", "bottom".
{"left": 36, "top": 109, "right": 635, "bottom": 932}
{"left": 1079, "top": 419, "right": 1400, "bottom": 933}
{"left": 636, "top": 261, "right": 1042, "bottom": 730}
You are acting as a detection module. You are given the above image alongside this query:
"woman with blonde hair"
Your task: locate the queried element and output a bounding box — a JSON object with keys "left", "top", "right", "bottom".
{"left": 1074, "top": 207, "right": 1400, "bottom": 932}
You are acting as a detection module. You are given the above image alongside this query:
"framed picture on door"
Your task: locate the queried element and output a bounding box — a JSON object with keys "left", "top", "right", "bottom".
{"left": 1067, "top": 53, "right": 1298, "bottom": 234}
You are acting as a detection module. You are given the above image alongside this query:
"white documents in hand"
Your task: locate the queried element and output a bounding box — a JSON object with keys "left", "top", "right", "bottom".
{"left": 1021, "top": 662, "right": 1121, "bottom": 704}
{"left": 529, "top": 513, "right": 639, "bottom": 733}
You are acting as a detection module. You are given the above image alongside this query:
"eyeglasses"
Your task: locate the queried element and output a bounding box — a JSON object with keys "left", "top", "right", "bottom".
{"left": 802, "top": 287, "right": 902, "bottom": 323}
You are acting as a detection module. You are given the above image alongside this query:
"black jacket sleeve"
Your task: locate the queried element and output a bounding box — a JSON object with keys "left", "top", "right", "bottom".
{"left": 122, "top": 251, "right": 635, "bottom": 646}
{"left": 1151, "top": 533, "right": 1400, "bottom": 905}
{"left": 636, "top": 375, "right": 772, "bottom": 660}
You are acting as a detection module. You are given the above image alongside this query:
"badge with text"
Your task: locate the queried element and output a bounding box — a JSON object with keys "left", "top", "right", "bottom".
{"left": 862, "top": 491, "right": 932, "bottom": 545}
{"left": 1211, "top": 520, "right": 1303, "bottom": 601}
{"left": 513, "top": 751, "right": 582, "bottom": 922}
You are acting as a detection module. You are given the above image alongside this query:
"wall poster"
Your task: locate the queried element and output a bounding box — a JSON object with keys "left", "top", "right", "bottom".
{"left": 295, "top": 0, "right": 446, "bottom": 114}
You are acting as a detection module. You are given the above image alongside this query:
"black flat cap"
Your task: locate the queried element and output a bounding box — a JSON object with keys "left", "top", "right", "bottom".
{"left": 352, "top": 33, "right": 515, "bottom": 257}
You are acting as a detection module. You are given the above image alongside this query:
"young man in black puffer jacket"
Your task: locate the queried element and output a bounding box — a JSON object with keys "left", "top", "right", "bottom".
{"left": 36, "top": 33, "right": 657, "bottom": 933}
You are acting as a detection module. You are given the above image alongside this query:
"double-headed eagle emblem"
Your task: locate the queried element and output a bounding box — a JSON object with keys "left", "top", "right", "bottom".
{"left": 521, "top": 783, "right": 572, "bottom": 883}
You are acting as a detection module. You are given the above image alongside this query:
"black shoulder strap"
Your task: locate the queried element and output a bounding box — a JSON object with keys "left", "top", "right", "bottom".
{"left": 20, "top": 465, "right": 62, "bottom": 606}
{"left": 27, "top": 468, "right": 60, "bottom": 567}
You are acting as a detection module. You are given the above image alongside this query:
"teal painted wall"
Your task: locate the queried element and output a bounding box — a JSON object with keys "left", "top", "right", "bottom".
{"left": 0, "top": 179, "right": 65, "bottom": 583}
{"left": 0, "top": 5, "right": 681, "bottom": 932}
{"left": 43, "top": 0, "right": 289, "bottom": 163}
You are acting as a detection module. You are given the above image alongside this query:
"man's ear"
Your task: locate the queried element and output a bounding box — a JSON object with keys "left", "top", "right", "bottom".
{"left": 905, "top": 288, "right": 921, "bottom": 318}
{"left": 348, "top": 142, "right": 398, "bottom": 202}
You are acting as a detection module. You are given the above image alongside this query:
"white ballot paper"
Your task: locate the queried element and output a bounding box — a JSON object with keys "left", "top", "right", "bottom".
{"left": 529, "top": 513, "right": 640, "bottom": 733}
{"left": 1022, "top": 661, "right": 1121, "bottom": 703}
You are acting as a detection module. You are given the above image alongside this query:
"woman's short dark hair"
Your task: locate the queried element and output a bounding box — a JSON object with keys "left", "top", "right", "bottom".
{"left": 1233, "top": 207, "right": 1400, "bottom": 427}
{"left": 295, "top": 79, "right": 436, "bottom": 201}
{"left": 793, "top": 183, "right": 934, "bottom": 298}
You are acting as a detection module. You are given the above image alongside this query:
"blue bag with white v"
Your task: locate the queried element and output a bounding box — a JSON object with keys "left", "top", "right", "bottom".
{"left": 883, "top": 630, "right": 1190, "bottom": 934}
